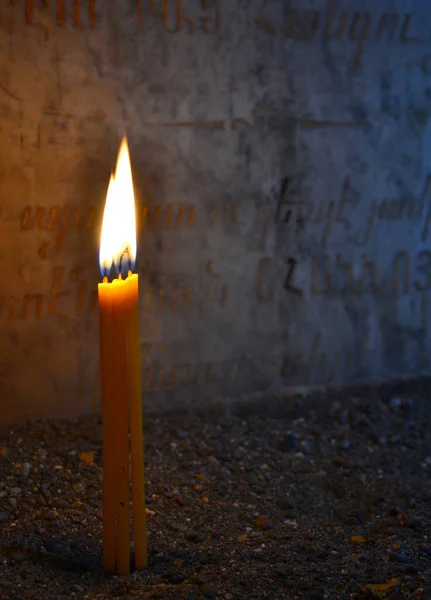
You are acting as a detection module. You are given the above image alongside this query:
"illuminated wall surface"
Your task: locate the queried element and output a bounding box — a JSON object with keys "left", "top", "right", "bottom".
{"left": 1, "top": 0, "right": 431, "bottom": 424}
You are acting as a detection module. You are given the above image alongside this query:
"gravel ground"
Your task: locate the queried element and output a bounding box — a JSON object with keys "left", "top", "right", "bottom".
{"left": 0, "top": 386, "right": 431, "bottom": 600}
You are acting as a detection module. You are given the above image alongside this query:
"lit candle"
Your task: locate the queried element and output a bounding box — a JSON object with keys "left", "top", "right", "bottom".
{"left": 98, "top": 137, "right": 147, "bottom": 575}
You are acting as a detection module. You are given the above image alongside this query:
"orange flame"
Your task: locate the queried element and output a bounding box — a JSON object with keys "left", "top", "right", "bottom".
{"left": 99, "top": 137, "right": 137, "bottom": 277}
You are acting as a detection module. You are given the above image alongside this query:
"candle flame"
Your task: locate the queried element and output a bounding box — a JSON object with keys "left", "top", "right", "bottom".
{"left": 99, "top": 137, "right": 137, "bottom": 277}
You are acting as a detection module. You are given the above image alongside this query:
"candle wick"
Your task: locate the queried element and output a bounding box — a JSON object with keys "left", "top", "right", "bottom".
{"left": 103, "top": 276, "right": 108, "bottom": 284}
{"left": 118, "top": 248, "right": 132, "bottom": 277}
{"left": 128, "top": 270, "right": 132, "bottom": 278}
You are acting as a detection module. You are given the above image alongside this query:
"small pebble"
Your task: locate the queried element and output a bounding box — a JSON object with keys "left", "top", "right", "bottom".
{"left": 189, "top": 574, "right": 206, "bottom": 585}
{"left": 403, "top": 564, "right": 419, "bottom": 574}
{"left": 52, "top": 499, "right": 69, "bottom": 509}
{"left": 41, "top": 510, "right": 54, "bottom": 521}
{"left": 10, "top": 551, "right": 25, "bottom": 564}
{"left": 78, "top": 451, "right": 94, "bottom": 466}
{"left": 185, "top": 529, "right": 201, "bottom": 542}
{"left": 278, "top": 498, "right": 294, "bottom": 512}
{"left": 389, "top": 551, "right": 409, "bottom": 563}
{"left": 172, "top": 428, "right": 188, "bottom": 440}
{"left": 343, "top": 516, "right": 359, "bottom": 526}
{"left": 22, "top": 463, "right": 31, "bottom": 479}
{"left": 409, "top": 518, "right": 423, "bottom": 530}
{"left": 43, "top": 539, "right": 59, "bottom": 554}
{"left": 197, "top": 441, "right": 208, "bottom": 455}
{"left": 169, "top": 522, "right": 186, "bottom": 532}
{"left": 255, "top": 515, "right": 274, "bottom": 530}
{"left": 390, "top": 397, "right": 402, "bottom": 410}
{"left": 277, "top": 434, "right": 299, "bottom": 453}
{"left": 200, "top": 583, "right": 218, "bottom": 598}
{"left": 0, "top": 512, "right": 9, "bottom": 523}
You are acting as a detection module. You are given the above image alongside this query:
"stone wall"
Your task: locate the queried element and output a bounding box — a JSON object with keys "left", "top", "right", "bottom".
{"left": 1, "top": 0, "right": 430, "bottom": 425}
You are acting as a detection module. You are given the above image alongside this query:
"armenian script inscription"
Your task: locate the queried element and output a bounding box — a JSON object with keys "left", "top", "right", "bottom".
{"left": 256, "top": 2, "right": 425, "bottom": 68}
{"left": 2, "top": 0, "right": 431, "bottom": 426}
{"left": 10, "top": 0, "right": 96, "bottom": 37}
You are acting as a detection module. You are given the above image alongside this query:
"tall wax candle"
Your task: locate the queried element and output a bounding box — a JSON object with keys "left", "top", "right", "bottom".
{"left": 125, "top": 272, "right": 147, "bottom": 569}
{"left": 98, "top": 139, "right": 147, "bottom": 575}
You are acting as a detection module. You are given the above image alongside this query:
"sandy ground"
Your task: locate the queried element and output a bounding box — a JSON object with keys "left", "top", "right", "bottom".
{"left": 0, "top": 386, "right": 430, "bottom": 599}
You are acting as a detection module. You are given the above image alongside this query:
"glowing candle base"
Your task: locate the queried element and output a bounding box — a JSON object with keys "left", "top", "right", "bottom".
{"left": 98, "top": 274, "right": 147, "bottom": 575}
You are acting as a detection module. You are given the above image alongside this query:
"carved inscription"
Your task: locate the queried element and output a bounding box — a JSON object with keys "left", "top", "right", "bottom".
{"left": 281, "top": 328, "right": 371, "bottom": 385}
{"left": 136, "top": 0, "right": 221, "bottom": 33}
{"left": 142, "top": 284, "right": 192, "bottom": 311}
{"left": 1, "top": 267, "right": 73, "bottom": 324}
{"left": 91, "top": 351, "right": 242, "bottom": 409}
{"left": 140, "top": 202, "right": 237, "bottom": 230}
{"left": 20, "top": 202, "right": 239, "bottom": 258}
{"left": 284, "top": 258, "right": 303, "bottom": 297}
{"left": 2, "top": 294, "right": 44, "bottom": 321}
{"left": 256, "top": 256, "right": 303, "bottom": 301}
{"left": 10, "top": 0, "right": 95, "bottom": 38}
{"left": 1, "top": 258, "right": 230, "bottom": 324}
{"left": 270, "top": 174, "right": 431, "bottom": 247}
{"left": 21, "top": 205, "right": 97, "bottom": 259}
{"left": 269, "top": 174, "right": 358, "bottom": 248}
{"left": 405, "top": 53, "right": 431, "bottom": 74}
{"left": 140, "top": 204, "right": 196, "bottom": 230}
{"left": 206, "top": 261, "right": 229, "bottom": 307}
{"left": 41, "top": 111, "right": 111, "bottom": 147}
{"left": 143, "top": 358, "right": 237, "bottom": 391}
{"left": 256, "top": 2, "right": 424, "bottom": 69}
{"left": 283, "top": 250, "right": 431, "bottom": 298}
{"left": 356, "top": 175, "right": 431, "bottom": 246}
{"left": 257, "top": 251, "right": 431, "bottom": 300}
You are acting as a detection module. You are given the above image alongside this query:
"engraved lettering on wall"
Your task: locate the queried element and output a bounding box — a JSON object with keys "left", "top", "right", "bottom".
{"left": 296, "top": 327, "right": 371, "bottom": 385}
{"left": 144, "top": 358, "right": 238, "bottom": 391}
{"left": 41, "top": 110, "right": 113, "bottom": 146}
{"left": 136, "top": 0, "right": 221, "bottom": 33}
{"left": 356, "top": 175, "right": 431, "bottom": 246}
{"left": 20, "top": 205, "right": 97, "bottom": 259}
{"left": 2, "top": 255, "right": 233, "bottom": 323}
{"left": 271, "top": 174, "right": 357, "bottom": 248}
{"left": 405, "top": 53, "right": 431, "bottom": 74}
{"left": 255, "top": 2, "right": 424, "bottom": 69}
{"left": 285, "top": 251, "right": 431, "bottom": 298}
{"left": 206, "top": 261, "right": 229, "bottom": 306}
{"left": 19, "top": 201, "right": 239, "bottom": 258}
{"left": 269, "top": 173, "right": 431, "bottom": 248}
{"left": 142, "top": 283, "right": 191, "bottom": 311}
{"left": 284, "top": 258, "right": 303, "bottom": 296}
{"left": 10, "top": 0, "right": 96, "bottom": 38}
{"left": 256, "top": 256, "right": 303, "bottom": 301}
